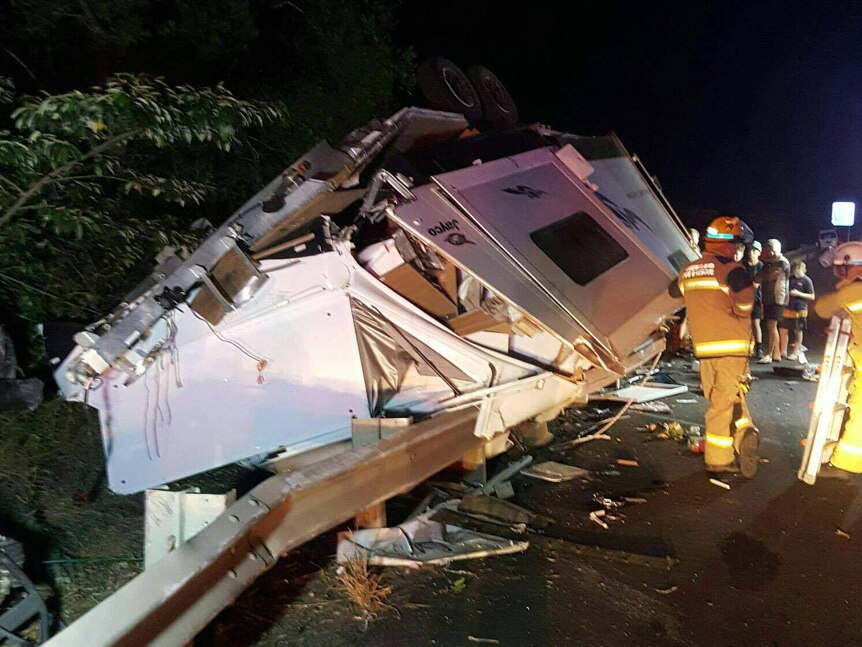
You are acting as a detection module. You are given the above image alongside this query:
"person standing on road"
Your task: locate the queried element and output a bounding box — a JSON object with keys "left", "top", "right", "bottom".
{"left": 756, "top": 239, "right": 790, "bottom": 364}
{"left": 670, "top": 216, "right": 760, "bottom": 477}
{"left": 780, "top": 260, "right": 814, "bottom": 363}
{"left": 813, "top": 242, "right": 862, "bottom": 478}
{"left": 744, "top": 241, "right": 765, "bottom": 358}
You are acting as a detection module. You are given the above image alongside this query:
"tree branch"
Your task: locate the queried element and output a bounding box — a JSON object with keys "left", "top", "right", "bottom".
{"left": 0, "top": 130, "right": 138, "bottom": 230}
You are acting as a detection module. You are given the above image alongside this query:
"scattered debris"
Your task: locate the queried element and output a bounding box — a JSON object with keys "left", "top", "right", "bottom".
{"left": 459, "top": 495, "right": 544, "bottom": 526}
{"left": 646, "top": 421, "right": 686, "bottom": 441}
{"left": 550, "top": 432, "right": 612, "bottom": 451}
{"left": 688, "top": 436, "right": 706, "bottom": 453}
{"left": 589, "top": 510, "right": 609, "bottom": 530}
{"left": 759, "top": 458, "right": 770, "bottom": 464}
{"left": 709, "top": 478, "right": 731, "bottom": 490}
{"left": 836, "top": 529, "right": 851, "bottom": 540}
{"left": 655, "top": 585, "right": 678, "bottom": 595}
{"left": 467, "top": 637, "right": 500, "bottom": 644}
{"left": 630, "top": 401, "right": 672, "bottom": 414}
{"left": 336, "top": 508, "right": 529, "bottom": 567}
{"left": 617, "top": 458, "right": 639, "bottom": 467}
{"left": 773, "top": 365, "right": 805, "bottom": 379}
{"left": 675, "top": 398, "right": 697, "bottom": 404}
{"left": 521, "top": 461, "right": 592, "bottom": 482}
{"left": 450, "top": 577, "right": 467, "bottom": 593}
{"left": 624, "top": 496, "right": 648, "bottom": 504}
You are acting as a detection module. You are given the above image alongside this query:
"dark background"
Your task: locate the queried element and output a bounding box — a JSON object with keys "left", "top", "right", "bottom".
{"left": 399, "top": 0, "right": 862, "bottom": 247}
{"left": 3, "top": 0, "right": 861, "bottom": 247}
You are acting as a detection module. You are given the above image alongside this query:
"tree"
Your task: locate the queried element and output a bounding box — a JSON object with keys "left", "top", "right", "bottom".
{"left": 0, "top": 74, "right": 282, "bottom": 365}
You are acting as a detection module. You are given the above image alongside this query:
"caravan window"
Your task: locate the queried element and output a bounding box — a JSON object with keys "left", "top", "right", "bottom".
{"left": 530, "top": 212, "right": 628, "bottom": 285}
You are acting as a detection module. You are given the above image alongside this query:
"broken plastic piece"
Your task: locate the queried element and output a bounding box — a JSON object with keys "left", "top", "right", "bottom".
{"left": 521, "top": 461, "right": 592, "bottom": 482}
{"left": 709, "top": 478, "right": 731, "bottom": 490}
{"left": 616, "top": 459, "right": 639, "bottom": 467}
{"left": 630, "top": 401, "right": 672, "bottom": 414}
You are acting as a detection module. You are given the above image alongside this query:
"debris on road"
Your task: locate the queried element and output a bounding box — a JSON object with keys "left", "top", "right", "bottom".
{"left": 623, "top": 496, "right": 648, "bottom": 504}
{"left": 599, "top": 382, "right": 688, "bottom": 403}
{"left": 467, "top": 637, "right": 500, "bottom": 644}
{"left": 336, "top": 508, "right": 529, "bottom": 567}
{"left": 590, "top": 510, "right": 609, "bottom": 530}
{"left": 675, "top": 398, "right": 698, "bottom": 404}
{"left": 550, "top": 432, "right": 612, "bottom": 451}
{"left": 550, "top": 415, "right": 620, "bottom": 450}
{"left": 617, "top": 458, "right": 639, "bottom": 467}
{"left": 709, "top": 478, "right": 731, "bottom": 490}
{"left": 655, "top": 585, "right": 678, "bottom": 595}
{"left": 630, "top": 401, "right": 672, "bottom": 413}
{"left": 836, "top": 529, "right": 851, "bottom": 540}
{"left": 521, "top": 461, "right": 592, "bottom": 482}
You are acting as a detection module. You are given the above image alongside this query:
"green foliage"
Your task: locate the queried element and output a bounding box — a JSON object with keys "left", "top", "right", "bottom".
{"left": 0, "top": 74, "right": 282, "bottom": 323}
{"left": 0, "top": 1, "right": 415, "bottom": 372}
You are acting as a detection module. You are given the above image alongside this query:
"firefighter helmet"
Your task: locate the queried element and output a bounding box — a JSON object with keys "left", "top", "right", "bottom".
{"left": 704, "top": 216, "right": 754, "bottom": 245}
{"left": 833, "top": 241, "right": 862, "bottom": 281}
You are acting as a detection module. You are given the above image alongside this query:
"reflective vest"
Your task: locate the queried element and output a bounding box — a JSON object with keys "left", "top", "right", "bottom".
{"left": 675, "top": 252, "right": 755, "bottom": 359}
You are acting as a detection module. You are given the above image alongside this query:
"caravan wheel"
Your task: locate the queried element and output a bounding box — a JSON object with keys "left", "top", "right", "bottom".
{"left": 467, "top": 65, "right": 519, "bottom": 130}
{"left": 417, "top": 57, "right": 483, "bottom": 124}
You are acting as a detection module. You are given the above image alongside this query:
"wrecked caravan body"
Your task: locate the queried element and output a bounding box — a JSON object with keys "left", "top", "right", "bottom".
{"left": 55, "top": 108, "right": 696, "bottom": 494}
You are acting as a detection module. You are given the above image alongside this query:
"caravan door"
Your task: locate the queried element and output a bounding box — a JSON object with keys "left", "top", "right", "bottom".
{"left": 432, "top": 147, "right": 678, "bottom": 357}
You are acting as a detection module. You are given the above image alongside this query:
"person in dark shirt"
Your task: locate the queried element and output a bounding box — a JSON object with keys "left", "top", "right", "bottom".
{"left": 779, "top": 260, "right": 815, "bottom": 363}
{"left": 744, "top": 241, "right": 764, "bottom": 357}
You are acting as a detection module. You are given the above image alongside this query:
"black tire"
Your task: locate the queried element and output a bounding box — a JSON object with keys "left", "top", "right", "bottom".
{"left": 467, "top": 64, "right": 519, "bottom": 130}
{"left": 417, "top": 57, "right": 483, "bottom": 124}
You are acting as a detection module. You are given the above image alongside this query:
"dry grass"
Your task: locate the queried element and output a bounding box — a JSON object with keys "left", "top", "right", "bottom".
{"left": 334, "top": 553, "right": 393, "bottom": 621}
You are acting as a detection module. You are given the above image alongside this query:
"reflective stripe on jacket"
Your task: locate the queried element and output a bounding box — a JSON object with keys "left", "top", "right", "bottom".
{"left": 673, "top": 252, "right": 755, "bottom": 358}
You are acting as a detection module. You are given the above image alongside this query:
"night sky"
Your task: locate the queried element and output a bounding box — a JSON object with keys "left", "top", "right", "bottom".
{"left": 399, "top": 1, "right": 862, "bottom": 247}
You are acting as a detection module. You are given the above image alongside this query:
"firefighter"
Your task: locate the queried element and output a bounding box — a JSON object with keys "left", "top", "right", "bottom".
{"left": 670, "top": 216, "right": 760, "bottom": 477}
{"left": 813, "top": 241, "right": 862, "bottom": 478}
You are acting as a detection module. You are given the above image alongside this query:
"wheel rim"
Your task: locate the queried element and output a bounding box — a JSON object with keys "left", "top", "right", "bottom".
{"left": 442, "top": 68, "right": 476, "bottom": 109}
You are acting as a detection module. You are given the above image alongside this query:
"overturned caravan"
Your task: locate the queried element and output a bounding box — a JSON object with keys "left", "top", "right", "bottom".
{"left": 55, "top": 108, "right": 696, "bottom": 494}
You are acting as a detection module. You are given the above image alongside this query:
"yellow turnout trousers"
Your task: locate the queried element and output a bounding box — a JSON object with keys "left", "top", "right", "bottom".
{"left": 700, "top": 356, "right": 754, "bottom": 467}
{"left": 831, "top": 343, "right": 862, "bottom": 473}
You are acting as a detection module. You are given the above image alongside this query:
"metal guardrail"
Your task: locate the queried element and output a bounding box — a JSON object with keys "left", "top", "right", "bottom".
{"left": 45, "top": 409, "right": 480, "bottom": 647}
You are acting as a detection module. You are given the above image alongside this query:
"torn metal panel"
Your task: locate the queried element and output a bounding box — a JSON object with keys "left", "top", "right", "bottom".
{"left": 336, "top": 509, "right": 528, "bottom": 567}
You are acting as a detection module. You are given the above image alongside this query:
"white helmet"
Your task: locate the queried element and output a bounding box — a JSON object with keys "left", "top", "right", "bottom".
{"left": 833, "top": 241, "right": 862, "bottom": 280}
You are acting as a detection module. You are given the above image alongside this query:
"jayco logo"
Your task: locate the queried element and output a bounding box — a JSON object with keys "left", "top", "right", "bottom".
{"left": 427, "top": 219, "right": 460, "bottom": 236}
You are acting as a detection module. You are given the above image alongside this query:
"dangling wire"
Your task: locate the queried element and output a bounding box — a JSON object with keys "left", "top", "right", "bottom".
{"left": 189, "top": 308, "right": 269, "bottom": 382}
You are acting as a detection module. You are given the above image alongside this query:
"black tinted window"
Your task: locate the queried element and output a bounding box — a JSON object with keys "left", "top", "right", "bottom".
{"left": 530, "top": 212, "right": 628, "bottom": 285}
